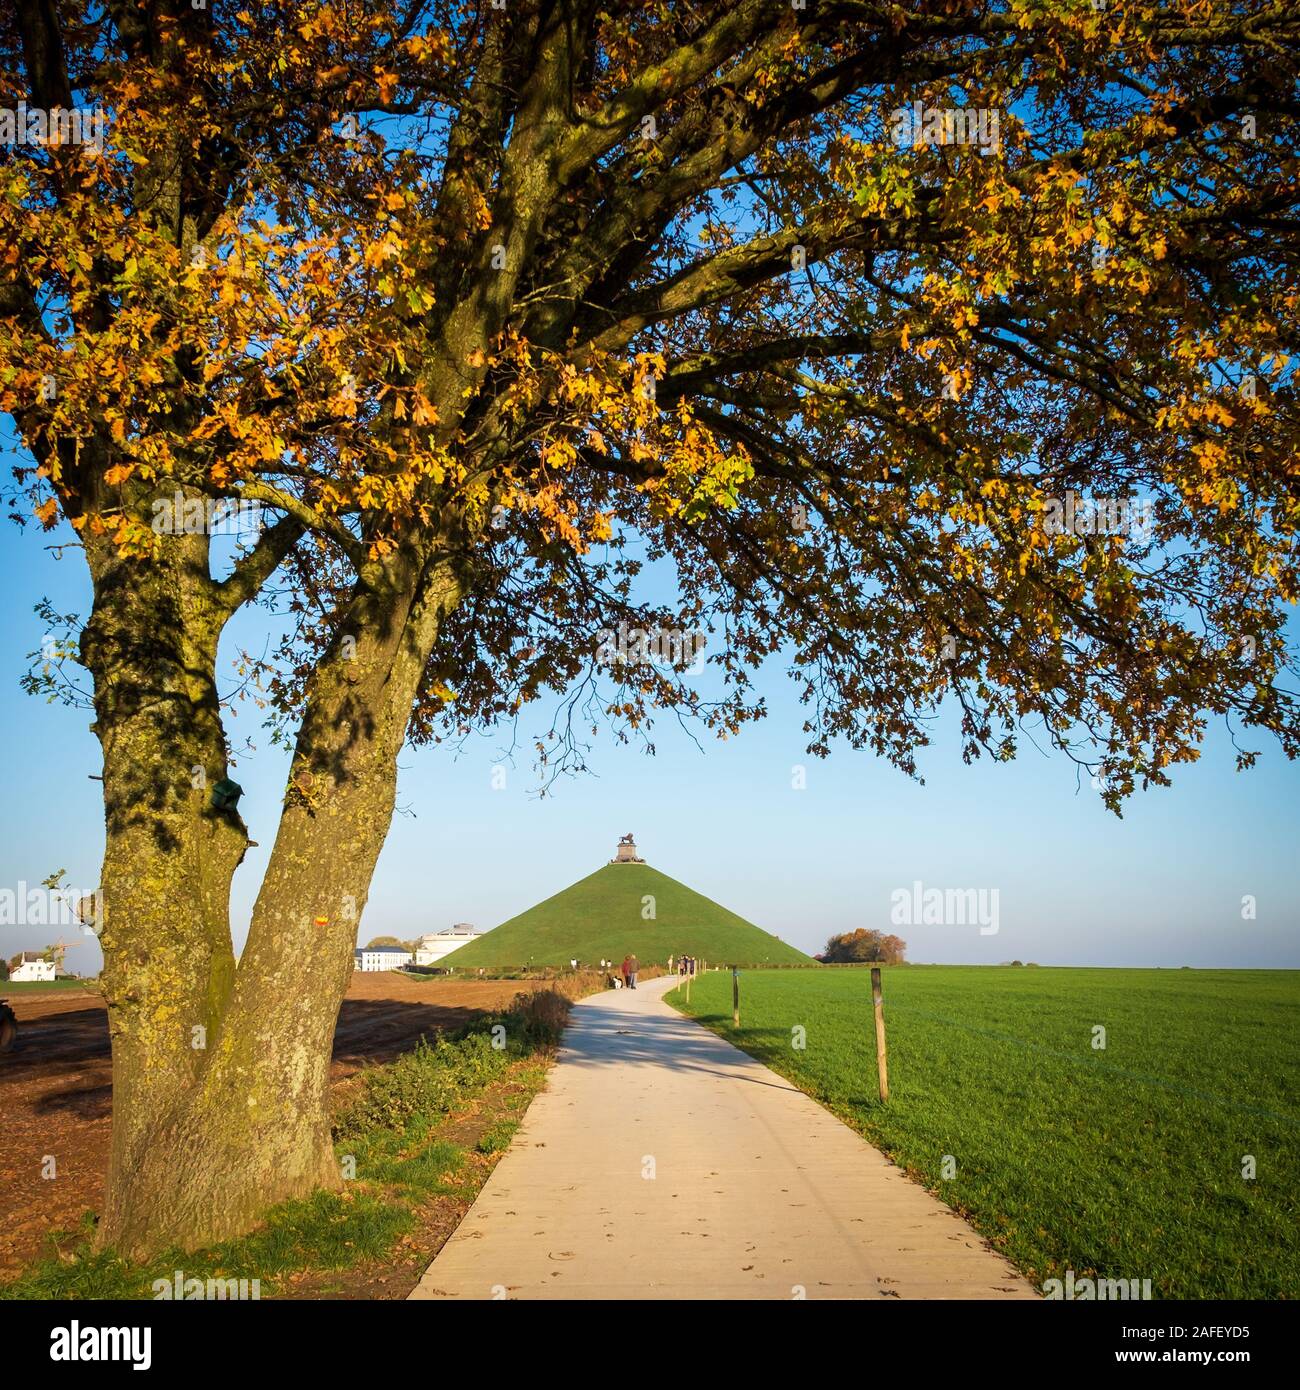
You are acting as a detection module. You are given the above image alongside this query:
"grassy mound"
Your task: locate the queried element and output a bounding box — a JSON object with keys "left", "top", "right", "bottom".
{"left": 443, "top": 862, "right": 809, "bottom": 969}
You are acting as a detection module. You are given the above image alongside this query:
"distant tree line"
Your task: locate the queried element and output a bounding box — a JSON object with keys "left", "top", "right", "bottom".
{"left": 364, "top": 936, "right": 418, "bottom": 952}
{"left": 820, "top": 930, "right": 907, "bottom": 965}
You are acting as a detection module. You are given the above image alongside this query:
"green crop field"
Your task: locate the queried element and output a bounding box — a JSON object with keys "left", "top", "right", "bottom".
{"left": 443, "top": 862, "right": 808, "bottom": 969}
{"left": 669, "top": 965, "right": 1300, "bottom": 1299}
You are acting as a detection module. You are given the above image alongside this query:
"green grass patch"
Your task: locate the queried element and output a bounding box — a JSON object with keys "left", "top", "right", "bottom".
{"left": 476, "top": 1120, "right": 519, "bottom": 1155}
{"left": 2, "top": 1190, "right": 412, "bottom": 1301}
{"left": 669, "top": 966, "right": 1300, "bottom": 1299}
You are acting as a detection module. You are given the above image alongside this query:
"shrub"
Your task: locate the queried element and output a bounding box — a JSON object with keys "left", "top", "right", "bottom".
{"left": 332, "top": 989, "right": 575, "bottom": 1143}
{"left": 510, "top": 988, "right": 571, "bottom": 1044}
{"left": 334, "top": 1033, "right": 507, "bottom": 1141}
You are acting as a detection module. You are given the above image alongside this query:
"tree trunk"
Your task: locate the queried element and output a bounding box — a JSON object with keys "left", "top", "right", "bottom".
{"left": 98, "top": 551, "right": 463, "bottom": 1257}
{"left": 82, "top": 532, "right": 253, "bottom": 1245}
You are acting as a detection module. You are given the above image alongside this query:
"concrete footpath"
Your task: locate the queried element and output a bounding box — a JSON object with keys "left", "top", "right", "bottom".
{"left": 409, "top": 975, "right": 1036, "bottom": 1300}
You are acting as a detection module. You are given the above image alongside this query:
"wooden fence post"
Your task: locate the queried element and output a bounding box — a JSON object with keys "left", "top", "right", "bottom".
{"left": 871, "top": 966, "right": 888, "bottom": 1102}
{"left": 732, "top": 966, "right": 740, "bottom": 1026}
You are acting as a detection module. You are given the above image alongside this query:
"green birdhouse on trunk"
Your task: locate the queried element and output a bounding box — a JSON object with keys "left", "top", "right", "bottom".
{"left": 210, "top": 778, "right": 243, "bottom": 811}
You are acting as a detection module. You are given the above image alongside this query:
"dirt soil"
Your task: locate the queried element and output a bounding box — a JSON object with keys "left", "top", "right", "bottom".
{"left": 0, "top": 974, "right": 544, "bottom": 1279}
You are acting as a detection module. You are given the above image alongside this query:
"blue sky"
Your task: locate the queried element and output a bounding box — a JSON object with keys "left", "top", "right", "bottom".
{"left": 1, "top": 508, "right": 1297, "bottom": 977}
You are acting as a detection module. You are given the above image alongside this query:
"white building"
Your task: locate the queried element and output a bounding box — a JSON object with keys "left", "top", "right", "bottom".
{"left": 352, "top": 947, "right": 414, "bottom": 973}
{"left": 413, "top": 924, "right": 481, "bottom": 966}
{"left": 9, "top": 952, "right": 56, "bottom": 982}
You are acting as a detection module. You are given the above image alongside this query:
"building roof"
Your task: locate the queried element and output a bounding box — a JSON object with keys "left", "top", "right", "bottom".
{"left": 353, "top": 946, "right": 412, "bottom": 957}
{"left": 419, "top": 924, "right": 480, "bottom": 941}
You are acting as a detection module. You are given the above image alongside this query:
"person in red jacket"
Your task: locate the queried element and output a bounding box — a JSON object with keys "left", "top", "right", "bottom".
{"left": 621, "top": 954, "right": 632, "bottom": 990}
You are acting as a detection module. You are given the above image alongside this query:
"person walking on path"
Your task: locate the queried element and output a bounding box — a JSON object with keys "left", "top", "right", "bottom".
{"left": 621, "top": 955, "right": 632, "bottom": 990}
{"left": 627, "top": 953, "right": 639, "bottom": 989}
